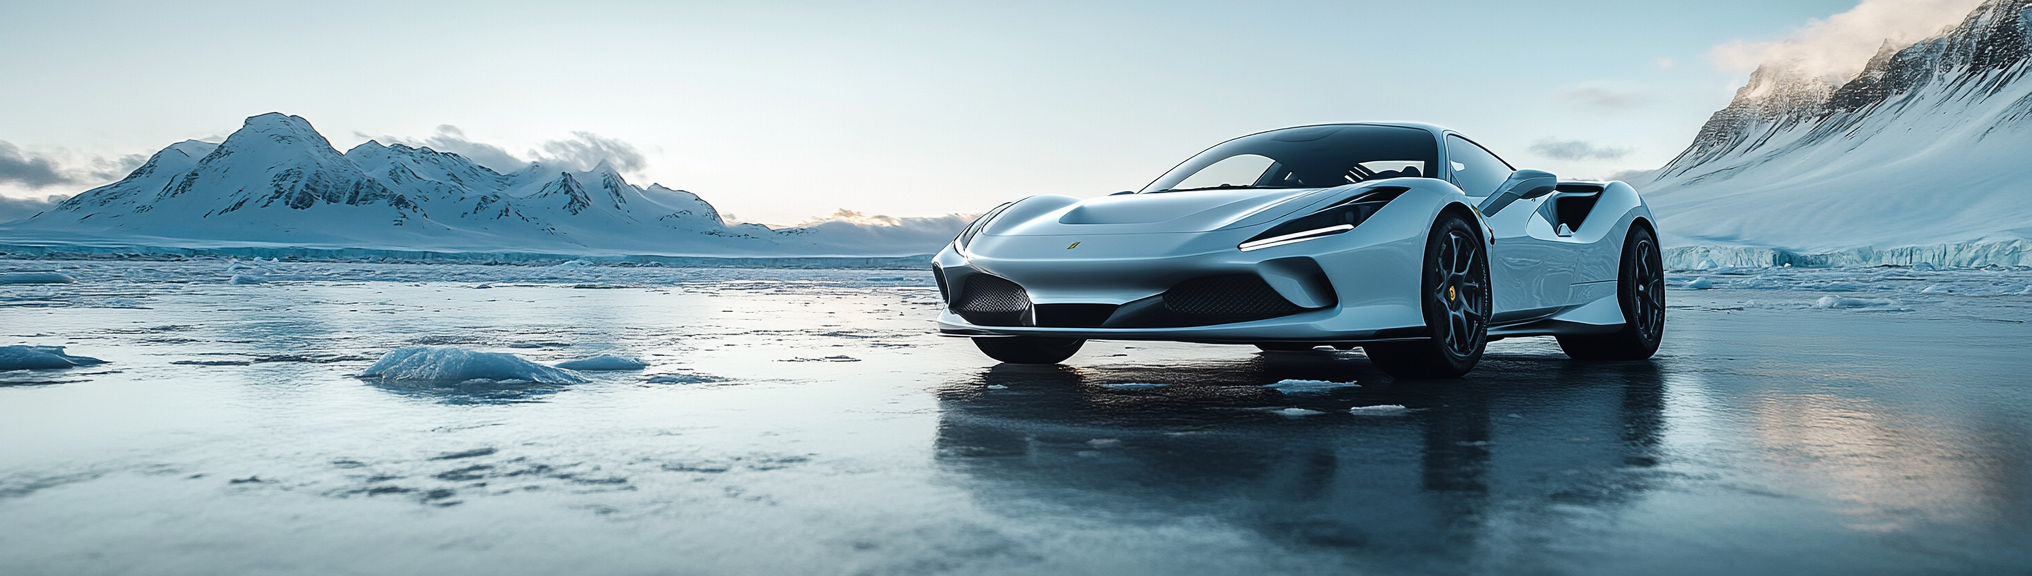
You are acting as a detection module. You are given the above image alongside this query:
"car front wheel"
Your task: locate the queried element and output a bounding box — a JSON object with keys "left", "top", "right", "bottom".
{"left": 1365, "top": 212, "right": 1490, "bottom": 379}
{"left": 973, "top": 337, "right": 1085, "bottom": 364}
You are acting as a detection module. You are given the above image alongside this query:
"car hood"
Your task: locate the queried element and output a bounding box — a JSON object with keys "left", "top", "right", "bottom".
{"left": 997, "top": 188, "right": 1332, "bottom": 236}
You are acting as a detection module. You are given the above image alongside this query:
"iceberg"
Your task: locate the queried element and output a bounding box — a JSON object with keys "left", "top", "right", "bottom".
{"left": 0, "top": 345, "right": 106, "bottom": 370}
{"left": 554, "top": 355, "right": 649, "bottom": 371}
{"left": 0, "top": 272, "right": 76, "bottom": 284}
{"left": 359, "top": 347, "right": 586, "bottom": 384}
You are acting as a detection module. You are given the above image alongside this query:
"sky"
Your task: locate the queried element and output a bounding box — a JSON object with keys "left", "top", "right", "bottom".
{"left": 0, "top": 0, "right": 1986, "bottom": 225}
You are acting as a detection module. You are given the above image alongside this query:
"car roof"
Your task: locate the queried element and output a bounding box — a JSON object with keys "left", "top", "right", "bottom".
{"left": 1284, "top": 121, "right": 1456, "bottom": 137}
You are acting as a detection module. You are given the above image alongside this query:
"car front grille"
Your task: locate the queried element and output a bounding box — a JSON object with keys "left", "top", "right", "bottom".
{"left": 1161, "top": 274, "right": 1306, "bottom": 319}
{"left": 950, "top": 274, "right": 1030, "bottom": 326}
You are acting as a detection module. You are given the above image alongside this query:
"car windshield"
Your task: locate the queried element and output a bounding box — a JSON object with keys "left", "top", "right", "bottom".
{"left": 1139, "top": 125, "right": 1440, "bottom": 193}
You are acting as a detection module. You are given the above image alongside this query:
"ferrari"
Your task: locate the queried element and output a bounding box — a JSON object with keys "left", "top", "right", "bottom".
{"left": 931, "top": 123, "right": 1663, "bottom": 378}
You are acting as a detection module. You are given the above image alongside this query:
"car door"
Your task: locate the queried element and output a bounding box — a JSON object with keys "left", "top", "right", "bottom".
{"left": 1444, "top": 135, "right": 1572, "bottom": 320}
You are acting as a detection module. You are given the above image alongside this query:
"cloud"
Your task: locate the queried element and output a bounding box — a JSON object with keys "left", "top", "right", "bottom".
{"left": 378, "top": 126, "right": 648, "bottom": 175}
{"left": 1708, "top": 0, "right": 1983, "bottom": 82}
{"left": 412, "top": 125, "right": 528, "bottom": 173}
{"left": 536, "top": 132, "right": 646, "bottom": 173}
{"left": 0, "top": 141, "right": 147, "bottom": 190}
{"left": 1555, "top": 82, "right": 1654, "bottom": 110}
{"left": 1529, "top": 139, "right": 1632, "bottom": 161}
{"left": 0, "top": 193, "right": 68, "bottom": 223}
{"left": 86, "top": 154, "right": 148, "bottom": 182}
{"left": 0, "top": 141, "right": 75, "bottom": 188}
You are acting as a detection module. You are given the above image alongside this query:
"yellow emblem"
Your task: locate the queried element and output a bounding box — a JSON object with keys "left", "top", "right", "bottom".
{"left": 1067, "top": 241, "right": 1081, "bottom": 250}
{"left": 1447, "top": 286, "right": 1457, "bottom": 301}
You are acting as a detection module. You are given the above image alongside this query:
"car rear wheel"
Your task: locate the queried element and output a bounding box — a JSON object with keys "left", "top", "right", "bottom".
{"left": 1557, "top": 225, "right": 1665, "bottom": 360}
{"left": 973, "top": 337, "right": 1085, "bottom": 364}
{"left": 1365, "top": 213, "right": 1489, "bottom": 379}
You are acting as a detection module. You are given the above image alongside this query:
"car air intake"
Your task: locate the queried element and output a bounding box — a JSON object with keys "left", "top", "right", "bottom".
{"left": 1034, "top": 304, "right": 1117, "bottom": 328}
{"left": 1161, "top": 274, "right": 1304, "bottom": 321}
{"left": 950, "top": 274, "right": 1031, "bottom": 326}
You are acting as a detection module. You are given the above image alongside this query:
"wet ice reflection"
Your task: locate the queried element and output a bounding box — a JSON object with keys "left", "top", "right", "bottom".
{"left": 0, "top": 259, "right": 2028, "bottom": 574}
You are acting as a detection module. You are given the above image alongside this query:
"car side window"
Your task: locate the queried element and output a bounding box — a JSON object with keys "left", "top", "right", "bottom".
{"left": 1445, "top": 135, "right": 1513, "bottom": 198}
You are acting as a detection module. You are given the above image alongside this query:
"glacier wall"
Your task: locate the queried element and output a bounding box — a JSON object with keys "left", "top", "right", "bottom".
{"left": 1665, "top": 240, "right": 2032, "bottom": 269}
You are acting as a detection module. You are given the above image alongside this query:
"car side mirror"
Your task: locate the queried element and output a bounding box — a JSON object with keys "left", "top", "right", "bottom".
{"left": 1476, "top": 169, "right": 1557, "bottom": 216}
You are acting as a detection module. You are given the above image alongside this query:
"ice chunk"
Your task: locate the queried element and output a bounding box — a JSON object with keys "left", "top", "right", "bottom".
{"left": 0, "top": 272, "right": 76, "bottom": 284}
{"left": 647, "top": 373, "right": 725, "bottom": 384}
{"left": 554, "top": 355, "right": 649, "bottom": 371}
{"left": 1347, "top": 404, "right": 1409, "bottom": 415}
{"left": 0, "top": 345, "right": 106, "bottom": 370}
{"left": 1914, "top": 262, "right": 1937, "bottom": 271}
{"left": 1263, "top": 379, "right": 1359, "bottom": 394}
{"left": 1696, "top": 259, "right": 1719, "bottom": 270}
{"left": 1685, "top": 277, "right": 1714, "bottom": 289}
{"left": 1101, "top": 382, "right": 1168, "bottom": 389}
{"left": 1920, "top": 284, "right": 1948, "bottom": 293}
{"left": 359, "top": 347, "right": 586, "bottom": 384}
{"left": 229, "top": 274, "right": 266, "bottom": 285}
{"left": 1812, "top": 296, "right": 1898, "bottom": 309}
{"left": 1271, "top": 408, "right": 1326, "bottom": 417}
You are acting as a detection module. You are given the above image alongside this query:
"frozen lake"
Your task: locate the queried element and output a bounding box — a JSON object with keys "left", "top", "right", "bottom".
{"left": 3, "top": 259, "right": 2030, "bottom": 575}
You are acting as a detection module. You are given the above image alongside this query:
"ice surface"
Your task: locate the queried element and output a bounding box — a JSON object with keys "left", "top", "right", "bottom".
{"left": 0, "top": 345, "right": 105, "bottom": 370}
{"left": 1348, "top": 404, "right": 1410, "bottom": 415}
{"left": 555, "top": 355, "right": 649, "bottom": 371}
{"left": 359, "top": 347, "right": 586, "bottom": 384}
{"left": 1263, "top": 379, "right": 1360, "bottom": 394}
{"left": 0, "top": 272, "right": 75, "bottom": 284}
{"left": 4, "top": 258, "right": 2032, "bottom": 575}
{"left": 1101, "top": 382, "right": 1169, "bottom": 389}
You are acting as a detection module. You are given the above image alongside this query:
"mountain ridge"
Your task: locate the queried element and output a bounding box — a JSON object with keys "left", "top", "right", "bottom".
{"left": 1641, "top": 0, "right": 2032, "bottom": 255}
{"left": 4, "top": 113, "right": 965, "bottom": 257}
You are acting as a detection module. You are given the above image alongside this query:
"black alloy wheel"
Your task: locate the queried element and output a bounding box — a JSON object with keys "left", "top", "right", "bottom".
{"left": 1365, "top": 213, "right": 1490, "bottom": 379}
{"left": 973, "top": 336, "right": 1085, "bottom": 364}
{"left": 1557, "top": 225, "right": 1666, "bottom": 360}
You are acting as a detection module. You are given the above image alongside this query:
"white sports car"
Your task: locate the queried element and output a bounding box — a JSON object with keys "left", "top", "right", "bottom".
{"left": 932, "top": 123, "right": 1664, "bottom": 378}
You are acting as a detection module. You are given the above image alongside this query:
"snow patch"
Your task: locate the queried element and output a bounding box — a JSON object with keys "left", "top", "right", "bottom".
{"left": 0, "top": 345, "right": 106, "bottom": 370}
{"left": 1263, "top": 379, "right": 1360, "bottom": 394}
{"left": 554, "top": 355, "right": 648, "bottom": 371}
{"left": 1347, "top": 404, "right": 1410, "bottom": 415}
{"left": 359, "top": 347, "right": 586, "bottom": 384}
{"left": 1271, "top": 408, "right": 1327, "bottom": 417}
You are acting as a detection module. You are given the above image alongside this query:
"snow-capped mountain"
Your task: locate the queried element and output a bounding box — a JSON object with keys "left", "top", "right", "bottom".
{"left": 1642, "top": 0, "right": 2032, "bottom": 255}
{"left": 4, "top": 113, "right": 966, "bottom": 256}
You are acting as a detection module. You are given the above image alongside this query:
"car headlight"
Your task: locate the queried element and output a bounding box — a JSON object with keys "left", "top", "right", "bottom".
{"left": 1239, "top": 186, "right": 1408, "bottom": 252}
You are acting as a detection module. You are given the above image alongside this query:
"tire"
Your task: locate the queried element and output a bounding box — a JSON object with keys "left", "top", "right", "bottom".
{"left": 1255, "top": 343, "right": 1321, "bottom": 352}
{"left": 1365, "top": 212, "right": 1490, "bottom": 379}
{"left": 973, "top": 337, "right": 1084, "bottom": 364}
{"left": 1557, "top": 225, "right": 1665, "bottom": 361}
